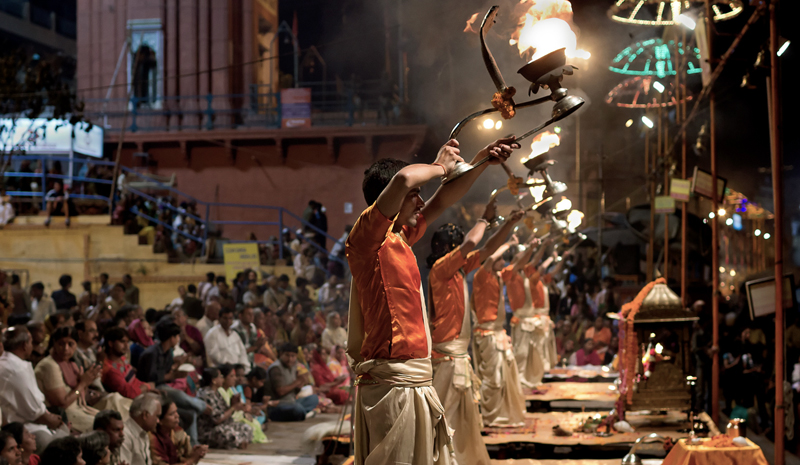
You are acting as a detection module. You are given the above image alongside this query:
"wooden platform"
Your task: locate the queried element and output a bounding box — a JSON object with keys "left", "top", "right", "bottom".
{"left": 524, "top": 382, "right": 618, "bottom": 412}
{"left": 483, "top": 410, "right": 688, "bottom": 446}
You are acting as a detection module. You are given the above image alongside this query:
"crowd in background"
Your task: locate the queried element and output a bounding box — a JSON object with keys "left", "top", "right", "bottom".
{"left": 0, "top": 204, "right": 792, "bottom": 459}
{"left": 0, "top": 243, "right": 354, "bottom": 465}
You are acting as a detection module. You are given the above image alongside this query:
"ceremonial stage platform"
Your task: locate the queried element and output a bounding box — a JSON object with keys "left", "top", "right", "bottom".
{"left": 524, "top": 381, "right": 619, "bottom": 412}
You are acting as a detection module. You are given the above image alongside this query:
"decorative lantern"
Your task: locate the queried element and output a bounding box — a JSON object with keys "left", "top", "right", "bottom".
{"left": 615, "top": 278, "right": 698, "bottom": 417}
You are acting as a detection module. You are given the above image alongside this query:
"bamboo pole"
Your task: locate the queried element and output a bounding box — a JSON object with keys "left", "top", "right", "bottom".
{"left": 769, "top": 0, "right": 785, "bottom": 461}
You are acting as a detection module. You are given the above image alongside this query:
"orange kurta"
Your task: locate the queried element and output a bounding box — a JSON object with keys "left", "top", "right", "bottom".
{"left": 429, "top": 248, "right": 481, "bottom": 345}
{"left": 472, "top": 267, "right": 514, "bottom": 324}
{"left": 504, "top": 263, "right": 539, "bottom": 311}
{"left": 528, "top": 270, "right": 553, "bottom": 309}
{"left": 346, "top": 204, "right": 428, "bottom": 361}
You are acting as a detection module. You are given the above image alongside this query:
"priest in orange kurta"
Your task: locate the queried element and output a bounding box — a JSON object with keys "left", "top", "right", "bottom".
{"left": 470, "top": 232, "right": 527, "bottom": 427}
{"left": 427, "top": 202, "right": 517, "bottom": 465}
{"left": 346, "top": 137, "right": 517, "bottom": 465}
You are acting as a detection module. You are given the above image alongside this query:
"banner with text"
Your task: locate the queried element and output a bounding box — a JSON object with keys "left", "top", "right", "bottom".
{"left": 223, "top": 243, "right": 260, "bottom": 285}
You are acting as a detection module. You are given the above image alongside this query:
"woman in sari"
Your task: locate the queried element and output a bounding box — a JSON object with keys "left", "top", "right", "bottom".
{"left": 308, "top": 347, "right": 349, "bottom": 405}
{"left": 327, "top": 345, "right": 351, "bottom": 387}
{"left": 252, "top": 310, "right": 277, "bottom": 367}
{"left": 196, "top": 367, "right": 252, "bottom": 449}
{"left": 127, "top": 319, "right": 154, "bottom": 368}
{"left": 149, "top": 400, "right": 208, "bottom": 465}
{"left": 34, "top": 327, "right": 131, "bottom": 432}
{"left": 216, "top": 365, "right": 268, "bottom": 443}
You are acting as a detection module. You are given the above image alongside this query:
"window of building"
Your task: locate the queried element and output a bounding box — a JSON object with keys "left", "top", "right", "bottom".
{"left": 127, "top": 19, "right": 163, "bottom": 109}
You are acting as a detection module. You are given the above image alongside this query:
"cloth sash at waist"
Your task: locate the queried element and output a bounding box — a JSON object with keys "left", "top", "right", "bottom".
{"left": 473, "top": 318, "right": 504, "bottom": 335}
{"left": 433, "top": 339, "right": 473, "bottom": 391}
{"left": 433, "top": 338, "right": 470, "bottom": 358}
{"left": 353, "top": 357, "right": 433, "bottom": 387}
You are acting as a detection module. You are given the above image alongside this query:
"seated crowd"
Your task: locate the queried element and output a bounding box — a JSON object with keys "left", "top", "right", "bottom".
{"left": 0, "top": 265, "right": 354, "bottom": 465}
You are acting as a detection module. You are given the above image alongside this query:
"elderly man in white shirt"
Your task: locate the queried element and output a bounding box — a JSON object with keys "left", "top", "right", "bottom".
{"left": 320, "top": 312, "right": 347, "bottom": 352}
{"left": 121, "top": 393, "right": 161, "bottom": 465}
{"left": 204, "top": 307, "right": 249, "bottom": 367}
{"left": 195, "top": 302, "right": 220, "bottom": 338}
{"left": 0, "top": 326, "right": 69, "bottom": 452}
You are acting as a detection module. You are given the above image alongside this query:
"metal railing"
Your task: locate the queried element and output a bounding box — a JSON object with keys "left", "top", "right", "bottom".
{"left": 81, "top": 79, "right": 409, "bottom": 133}
{"left": 3, "top": 155, "right": 115, "bottom": 211}
{"left": 118, "top": 167, "right": 345, "bottom": 263}
{"left": 3, "top": 155, "right": 345, "bottom": 265}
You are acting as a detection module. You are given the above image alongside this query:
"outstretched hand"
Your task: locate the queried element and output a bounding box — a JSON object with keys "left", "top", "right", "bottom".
{"left": 482, "top": 199, "right": 497, "bottom": 222}
{"left": 507, "top": 209, "right": 525, "bottom": 223}
{"left": 433, "top": 139, "right": 464, "bottom": 176}
{"left": 482, "top": 136, "right": 518, "bottom": 165}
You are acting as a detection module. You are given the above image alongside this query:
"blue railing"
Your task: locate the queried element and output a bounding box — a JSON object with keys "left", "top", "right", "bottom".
{"left": 3, "top": 155, "right": 115, "bottom": 211}
{"left": 118, "top": 166, "right": 345, "bottom": 263}
{"left": 3, "top": 154, "right": 345, "bottom": 264}
{"left": 81, "top": 79, "right": 408, "bottom": 133}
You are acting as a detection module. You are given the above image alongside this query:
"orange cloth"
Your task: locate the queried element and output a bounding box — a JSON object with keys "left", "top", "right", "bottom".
{"left": 585, "top": 326, "right": 612, "bottom": 346}
{"left": 429, "top": 248, "right": 481, "bottom": 345}
{"left": 506, "top": 265, "right": 551, "bottom": 310}
{"left": 473, "top": 267, "right": 509, "bottom": 324}
{"left": 661, "top": 438, "right": 768, "bottom": 465}
{"left": 345, "top": 204, "right": 428, "bottom": 361}
{"left": 527, "top": 270, "right": 552, "bottom": 309}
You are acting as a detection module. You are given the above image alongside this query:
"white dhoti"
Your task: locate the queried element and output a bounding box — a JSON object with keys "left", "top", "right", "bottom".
{"left": 348, "top": 283, "right": 454, "bottom": 465}
{"left": 511, "top": 276, "right": 558, "bottom": 387}
{"left": 471, "top": 283, "right": 526, "bottom": 430}
{"left": 431, "top": 296, "right": 491, "bottom": 465}
{"left": 353, "top": 358, "right": 453, "bottom": 465}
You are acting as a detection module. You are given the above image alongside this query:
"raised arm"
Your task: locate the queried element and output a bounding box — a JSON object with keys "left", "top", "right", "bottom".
{"left": 459, "top": 200, "right": 496, "bottom": 258}
{"left": 528, "top": 238, "right": 549, "bottom": 268}
{"left": 421, "top": 136, "right": 517, "bottom": 224}
{"left": 375, "top": 140, "right": 464, "bottom": 219}
{"left": 479, "top": 209, "right": 523, "bottom": 263}
{"left": 481, "top": 215, "right": 522, "bottom": 271}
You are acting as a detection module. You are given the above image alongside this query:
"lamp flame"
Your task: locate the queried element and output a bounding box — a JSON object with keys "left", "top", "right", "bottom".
{"left": 554, "top": 197, "right": 572, "bottom": 212}
{"left": 511, "top": 0, "right": 590, "bottom": 60}
{"left": 520, "top": 131, "right": 560, "bottom": 164}
{"left": 566, "top": 209, "right": 583, "bottom": 230}
{"left": 529, "top": 184, "right": 547, "bottom": 202}
{"left": 464, "top": 12, "right": 481, "bottom": 33}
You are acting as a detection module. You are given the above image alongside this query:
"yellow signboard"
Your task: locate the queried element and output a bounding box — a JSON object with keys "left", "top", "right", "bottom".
{"left": 655, "top": 195, "right": 676, "bottom": 214}
{"left": 222, "top": 243, "right": 260, "bottom": 285}
{"left": 670, "top": 178, "right": 691, "bottom": 202}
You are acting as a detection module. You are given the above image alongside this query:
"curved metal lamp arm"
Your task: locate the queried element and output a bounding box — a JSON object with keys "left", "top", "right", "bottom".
{"left": 448, "top": 95, "right": 553, "bottom": 140}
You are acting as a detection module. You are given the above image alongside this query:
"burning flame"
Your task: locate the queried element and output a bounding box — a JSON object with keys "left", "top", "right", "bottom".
{"left": 554, "top": 197, "right": 572, "bottom": 213}
{"left": 521, "top": 131, "right": 560, "bottom": 164}
{"left": 529, "top": 184, "right": 547, "bottom": 202}
{"left": 464, "top": 12, "right": 480, "bottom": 33}
{"left": 512, "top": 0, "right": 590, "bottom": 61}
{"left": 567, "top": 209, "right": 584, "bottom": 230}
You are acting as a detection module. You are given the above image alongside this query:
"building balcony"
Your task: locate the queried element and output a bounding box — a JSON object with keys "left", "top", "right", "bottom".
{"left": 86, "top": 80, "right": 426, "bottom": 159}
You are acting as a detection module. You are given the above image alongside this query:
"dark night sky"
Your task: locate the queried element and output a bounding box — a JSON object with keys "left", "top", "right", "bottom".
{"left": 279, "top": 0, "right": 798, "bottom": 266}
